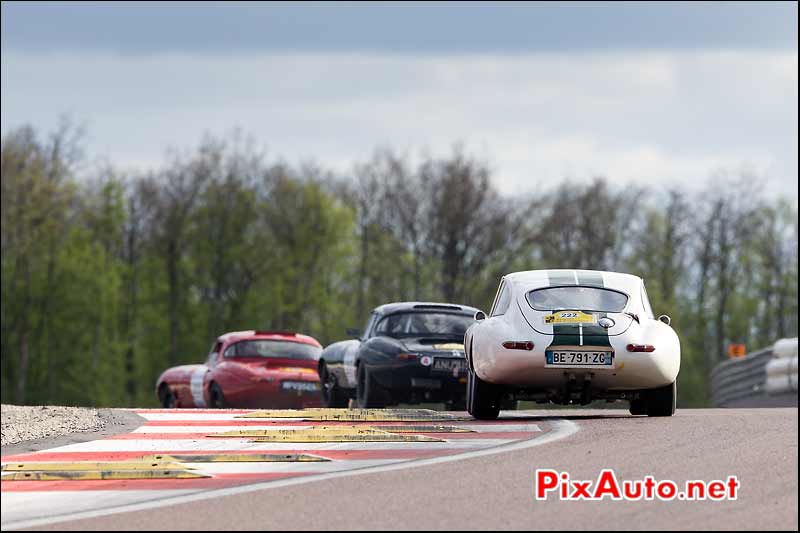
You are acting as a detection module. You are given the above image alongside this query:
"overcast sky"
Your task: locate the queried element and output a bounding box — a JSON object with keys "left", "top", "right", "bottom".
{"left": 1, "top": 1, "right": 797, "bottom": 197}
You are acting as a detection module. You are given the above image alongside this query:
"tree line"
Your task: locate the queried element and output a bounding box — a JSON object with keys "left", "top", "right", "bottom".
{"left": 1, "top": 124, "right": 797, "bottom": 407}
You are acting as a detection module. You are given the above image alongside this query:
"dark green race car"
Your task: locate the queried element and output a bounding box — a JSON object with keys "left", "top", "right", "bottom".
{"left": 317, "top": 302, "right": 478, "bottom": 409}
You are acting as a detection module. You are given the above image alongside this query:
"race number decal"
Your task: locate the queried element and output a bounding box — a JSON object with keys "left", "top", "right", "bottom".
{"left": 433, "top": 343, "right": 465, "bottom": 351}
{"left": 544, "top": 311, "right": 596, "bottom": 324}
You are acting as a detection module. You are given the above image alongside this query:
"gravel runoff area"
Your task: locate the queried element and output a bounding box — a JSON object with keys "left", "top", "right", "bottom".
{"left": 1, "top": 404, "right": 105, "bottom": 446}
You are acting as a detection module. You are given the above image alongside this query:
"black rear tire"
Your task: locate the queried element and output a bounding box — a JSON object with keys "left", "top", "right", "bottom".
{"left": 466, "top": 370, "right": 501, "bottom": 420}
{"left": 446, "top": 398, "right": 467, "bottom": 411}
{"left": 209, "top": 382, "right": 227, "bottom": 409}
{"left": 319, "top": 363, "right": 349, "bottom": 408}
{"left": 645, "top": 381, "right": 676, "bottom": 417}
{"left": 501, "top": 398, "right": 518, "bottom": 411}
{"left": 159, "top": 384, "right": 176, "bottom": 408}
{"left": 629, "top": 396, "right": 647, "bottom": 415}
{"left": 355, "top": 364, "right": 387, "bottom": 408}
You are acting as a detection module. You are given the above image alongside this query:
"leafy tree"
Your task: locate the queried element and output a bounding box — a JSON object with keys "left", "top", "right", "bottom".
{"left": 1, "top": 124, "right": 796, "bottom": 408}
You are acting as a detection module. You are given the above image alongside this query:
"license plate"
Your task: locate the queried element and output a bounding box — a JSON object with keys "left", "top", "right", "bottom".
{"left": 411, "top": 377, "right": 441, "bottom": 389}
{"left": 433, "top": 358, "right": 466, "bottom": 373}
{"left": 281, "top": 381, "right": 320, "bottom": 393}
{"left": 545, "top": 351, "right": 613, "bottom": 368}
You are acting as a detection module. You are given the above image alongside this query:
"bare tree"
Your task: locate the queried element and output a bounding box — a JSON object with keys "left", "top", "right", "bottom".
{"left": 418, "top": 148, "right": 516, "bottom": 303}
{"left": 536, "top": 178, "right": 640, "bottom": 271}
{"left": 146, "top": 141, "right": 217, "bottom": 365}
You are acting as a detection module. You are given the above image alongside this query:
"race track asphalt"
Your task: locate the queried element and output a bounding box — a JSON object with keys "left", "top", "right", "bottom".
{"left": 28, "top": 408, "right": 798, "bottom": 531}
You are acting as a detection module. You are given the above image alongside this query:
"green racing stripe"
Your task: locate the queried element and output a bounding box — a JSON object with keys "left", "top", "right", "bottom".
{"left": 545, "top": 270, "right": 612, "bottom": 349}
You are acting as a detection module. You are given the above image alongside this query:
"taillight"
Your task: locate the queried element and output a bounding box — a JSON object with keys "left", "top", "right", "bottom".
{"left": 627, "top": 344, "right": 655, "bottom": 352}
{"left": 502, "top": 341, "right": 534, "bottom": 351}
{"left": 397, "top": 353, "right": 418, "bottom": 361}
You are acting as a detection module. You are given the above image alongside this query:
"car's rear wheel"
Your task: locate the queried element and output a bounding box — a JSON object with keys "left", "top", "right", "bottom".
{"left": 159, "top": 384, "right": 176, "bottom": 408}
{"left": 501, "top": 398, "right": 518, "bottom": 411}
{"left": 628, "top": 396, "right": 647, "bottom": 415}
{"left": 446, "top": 397, "right": 467, "bottom": 411}
{"left": 355, "top": 363, "right": 387, "bottom": 408}
{"left": 209, "top": 382, "right": 227, "bottom": 409}
{"left": 319, "top": 362, "right": 349, "bottom": 407}
{"left": 466, "top": 370, "right": 501, "bottom": 420}
{"left": 645, "top": 381, "right": 676, "bottom": 417}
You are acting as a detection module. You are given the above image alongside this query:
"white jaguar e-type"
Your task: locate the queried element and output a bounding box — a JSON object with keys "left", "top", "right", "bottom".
{"left": 464, "top": 269, "right": 680, "bottom": 419}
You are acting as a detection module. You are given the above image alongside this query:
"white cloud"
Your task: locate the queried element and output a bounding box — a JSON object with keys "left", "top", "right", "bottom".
{"left": 1, "top": 50, "right": 797, "bottom": 198}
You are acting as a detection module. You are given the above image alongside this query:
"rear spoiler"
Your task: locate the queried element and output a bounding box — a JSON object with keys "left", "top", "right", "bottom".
{"left": 255, "top": 330, "right": 297, "bottom": 336}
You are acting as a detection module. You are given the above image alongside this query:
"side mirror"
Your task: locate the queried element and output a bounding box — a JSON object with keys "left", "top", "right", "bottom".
{"left": 474, "top": 310, "right": 486, "bottom": 322}
{"left": 346, "top": 327, "right": 361, "bottom": 339}
{"left": 658, "top": 315, "right": 671, "bottom": 326}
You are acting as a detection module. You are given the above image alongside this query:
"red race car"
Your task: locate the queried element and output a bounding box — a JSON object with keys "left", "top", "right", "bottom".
{"left": 155, "top": 330, "right": 323, "bottom": 409}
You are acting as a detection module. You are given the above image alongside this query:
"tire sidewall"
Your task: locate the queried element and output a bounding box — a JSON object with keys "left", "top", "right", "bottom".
{"left": 159, "top": 385, "right": 175, "bottom": 408}
{"left": 320, "top": 363, "right": 335, "bottom": 407}
{"left": 467, "top": 370, "right": 500, "bottom": 420}
{"left": 356, "top": 364, "right": 369, "bottom": 408}
{"left": 210, "top": 383, "right": 226, "bottom": 409}
{"left": 356, "top": 363, "right": 385, "bottom": 408}
{"left": 646, "top": 381, "right": 676, "bottom": 417}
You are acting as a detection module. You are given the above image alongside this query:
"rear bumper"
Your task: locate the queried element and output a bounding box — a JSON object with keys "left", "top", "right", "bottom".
{"left": 474, "top": 347, "right": 680, "bottom": 391}
{"left": 227, "top": 378, "right": 323, "bottom": 409}
{"left": 268, "top": 390, "right": 323, "bottom": 409}
{"left": 369, "top": 362, "right": 468, "bottom": 400}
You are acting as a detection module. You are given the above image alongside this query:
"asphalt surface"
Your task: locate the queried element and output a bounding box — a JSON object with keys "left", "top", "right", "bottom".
{"left": 31, "top": 408, "right": 798, "bottom": 531}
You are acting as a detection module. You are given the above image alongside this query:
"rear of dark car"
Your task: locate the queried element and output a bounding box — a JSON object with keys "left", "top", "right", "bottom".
{"left": 362, "top": 304, "right": 475, "bottom": 407}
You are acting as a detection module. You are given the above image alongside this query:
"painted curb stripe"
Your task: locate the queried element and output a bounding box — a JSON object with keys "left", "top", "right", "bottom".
{"left": 141, "top": 453, "right": 329, "bottom": 463}
{"left": 31, "top": 438, "right": 517, "bottom": 452}
{"left": 133, "top": 409, "right": 253, "bottom": 415}
{"left": 206, "top": 426, "right": 452, "bottom": 440}
{"left": 3, "top": 470, "right": 208, "bottom": 481}
{"left": 1, "top": 414, "right": 577, "bottom": 529}
{"left": 0, "top": 408, "right": 564, "bottom": 528}
{"left": 236, "top": 408, "right": 470, "bottom": 421}
{"left": 2, "top": 462, "right": 187, "bottom": 472}
{"left": 1, "top": 448, "right": 467, "bottom": 464}
{"left": 1, "top": 472, "right": 312, "bottom": 492}
{"left": 244, "top": 434, "right": 444, "bottom": 443}
{"left": 136, "top": 419, "right": 543, "bottom": 428}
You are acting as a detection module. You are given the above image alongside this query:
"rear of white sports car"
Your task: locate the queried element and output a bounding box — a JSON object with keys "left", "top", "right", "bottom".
{"left": 465, "top": 270, "right": 680, "bottom": 419}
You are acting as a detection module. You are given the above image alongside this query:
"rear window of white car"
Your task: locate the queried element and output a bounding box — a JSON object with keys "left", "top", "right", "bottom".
{"left": 526, "top": 286, "right": 628, "bottom": 313}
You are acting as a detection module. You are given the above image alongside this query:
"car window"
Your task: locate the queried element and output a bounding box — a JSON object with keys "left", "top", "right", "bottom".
{"left": 490, "top": 281, "right": 511, "bottom": 317}
{"left": 224, "top": 340, "right": 322, "bottom": 360}
{"left": 362, "top": 313, "right": 378, "bottom": 339}
{"left": 526, "top": 286, "right": 628, "bottom": 313}
{"left": 205, "top": 341, "right": 222, "bottom": 365}
{"left": 373, "top": 312, "right": 474, "bottom": 338}
{"left": 223, "top": 343, "right": 236, "bottom": 358}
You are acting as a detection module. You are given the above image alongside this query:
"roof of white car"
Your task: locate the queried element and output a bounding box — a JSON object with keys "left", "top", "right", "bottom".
{"left": 504, "top": 269, "right": 643, "bottom": 292}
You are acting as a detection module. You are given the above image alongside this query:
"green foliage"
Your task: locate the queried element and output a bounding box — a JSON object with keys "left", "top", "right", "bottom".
{"left": 1, "top": 125, "right": 797, "bottom": 407}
